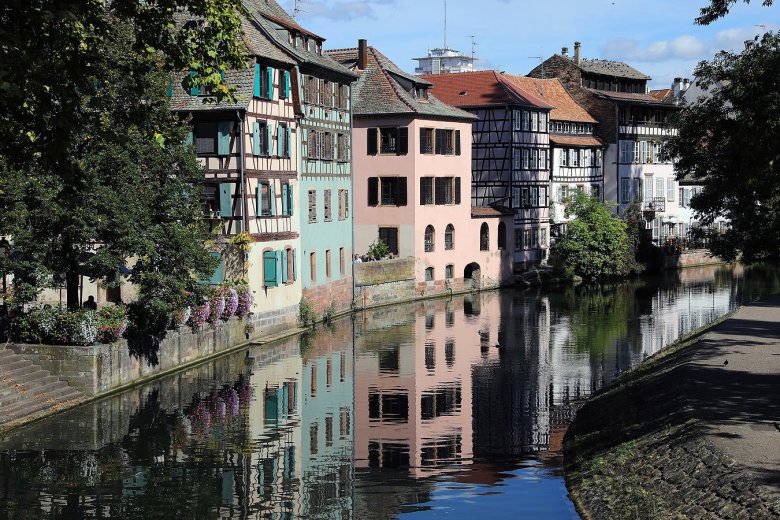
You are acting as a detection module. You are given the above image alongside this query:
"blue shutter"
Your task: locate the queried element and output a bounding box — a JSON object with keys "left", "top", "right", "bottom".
{"left": 219, "top": 184, "right": 232, "bottom": 217}
{"left": 188, "top": 71, "right": 199, "bottom": 96}
{"left": 277, "top": 125, "right": 284, "bottom": 157}
{"left": 266, "top": 124, "right": 274, "bottom": 156}
{"left": 292, "top": 249, "right": 297, "bottom": 281}
{"left": 184, "top": 130, "right": 193, "bottom": 146}
{"left": 281, "top": 249, "right": 288, "bottom": 284}
{"left": 266, "top": 67, "right": 274, "bottom": 100}
{"left": 218, "top": 121, "right": 231, "bottom": 156}
{"left": 263, "top": 251, "right": 278, "bottom": 287}
{"left": 281, "top": 183, "right": 289, "bottom": 216}
{"left": 167, "top": 81, "right": 173, "bottom": 97}
{"left": 252, "top": 122, "right": 261, "bottom": 156}
{"left": 288, "top": 185, "right": 294, "bottom": 216}
{"left": 269, "top": 183, "right": 276, "bottom": 215}
{"left": 285, "top": 126, "right": 292, "bottom": 158}
{"left": 256, "top": 185, "right": 262, "bottom": 217}
{"left": 208, "top": 252, "right": 223, "bottom": 285}
{"left": 283, "top": 70, "right": 290, "bottom": 98}
{"left": 254, "top": 64, "right": 261, "bottom": 97}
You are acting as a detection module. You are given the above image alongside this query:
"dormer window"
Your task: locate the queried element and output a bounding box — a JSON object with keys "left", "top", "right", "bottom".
{"left": 415, "top": 86, "right": 427, "bottom": 99}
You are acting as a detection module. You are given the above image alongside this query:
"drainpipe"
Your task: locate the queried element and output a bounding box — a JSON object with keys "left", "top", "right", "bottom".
{"left": 237, "top": 109, "right": 247, "bottom": 234}
{"left": 349, "top": 85, "right": 356, "bottom": 309}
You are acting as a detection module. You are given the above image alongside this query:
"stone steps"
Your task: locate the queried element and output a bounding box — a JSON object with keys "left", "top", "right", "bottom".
{"left": 0, "top": 347, "right": 85, "bottom": 427}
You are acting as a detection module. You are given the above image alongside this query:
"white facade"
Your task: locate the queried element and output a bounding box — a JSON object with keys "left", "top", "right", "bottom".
{"left": 414, "top": 48, "right": 477, "bottom": 75}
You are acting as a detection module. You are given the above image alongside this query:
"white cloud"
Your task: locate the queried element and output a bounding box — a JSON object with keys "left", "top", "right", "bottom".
{"left": 288, "top": 0, "right": 397, "bottom": 21}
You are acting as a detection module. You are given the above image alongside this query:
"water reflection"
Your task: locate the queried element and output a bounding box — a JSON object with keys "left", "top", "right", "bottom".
{"left": 1, "top": 264, "right": 778, "bottom": 519}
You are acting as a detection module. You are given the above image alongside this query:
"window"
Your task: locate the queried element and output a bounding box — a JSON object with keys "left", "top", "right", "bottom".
{"left": 420, "top": 128, "right": 434, "bottom": 154}
{"left": 336, "top": 84, "right": 348, "bottom": 109}
{"left": 252, "top": 120, "right": 269, "bottom": 156}
{"left": 523, "top": 229, "right": 531, "bottom": 250}
{"left": 498, "top": 222, "right": 507, "bottom": 250}
{"left": 367, "top": 177, "right": 407, "bottom": 207}
{"left": 531, "top": 112, "right": 538, "bottom": 132}
{"left": 286, "top": 247, "right": 295, "bottom": 282}
{"left": 420, "top": 177, "right": 434, "bottom": 205}
{"left": 532, "top": 229, "right": 539, "bottom": 249}
{"left": 591, "top": 184, "right": 601, "bottom": 200}
{"left": 522, "top": 148, "right": 529, "bottom": 169}
{"left": 596, "top": 149, "right": 603, "bottom": 166}
{"left": 445, "top": 224, "right": 454, "bottom": 250}
{"left": 378, "top": 227, "right": 399, "bottom": 256}
{"left": 375, "top": 127, "right": 408, "bottom": 155}
{"left": 679, "top": 187, "right": 686, "bottom": 207}
{"left": 434, "top": 129, "right": 459, "bottom": 155}
{"left": 513, "top": 148, "right": 520, "bottom": 170}
{"left": 522, "top": 111, "right": 530, "bottom": 131}
{"left": 641, "top": 141, "right": 651, "bottom": 164}
{"left": 644, "top": 177, "right": 654, "bottom": 201}
{"left": 435, "top": 177, "right": 454, "bottom": 205}
{"left": 324, "top": 189, "right": 332, "bottom": 221}
{"left": 308, "top": 190, "right": 317, "bottom": 223}
{"left": 656, "top": 177, "right": 664, "bottom": 202}
{"left": 541, "top": 228, "right": 547, "bottom": 247}
{"left": 195, "top": 122, "right": 218, "bottom": 155}
{"left": 307, "top": 130, "right": 317, "bottom": 159}
{"left": 424, "top": 225, "right": 435, "bottom": 252}
{"left": 633, "top": 178, "right": 641, "bottom": 202}
{"left": 277, "top": 123, "right": 290, "bottom": 158}
{"left": 425, "top": 267, "right": 434, "bottom": 282}
{"left": 539, "top": 112, "right": 547, "bottom": 133}
{"left": 620, "top": 140, "right": 636, "bottom": 164}
{"left": 667, "top": 178, "right": 675, "bottom": 201}
{"left": 570, "top": 148, "right": 578, "bottom": 167}
{"left": 531, "top": 149, "right": 538, "bottom": 169}
{"left": 309, "top": 252, "right": 316, "bottom": 282}
{"left": 321, "top": 132, "right": 333, "bottom": 161}
{"left": 480, "top": 223, "right": 489, "bottom": 251}
{"left": 560, "top": 148, "right": 568, "bottom": 166}
{"left": 445, "top": 264, "right": 454, "bottom": 279}
{"left": 258, "top": 182, "right": 272, "bottom": 216}
{"left": 339, "top": 247, "right": 345, "bottom": 276}
{"left": 338, "top": 189, "right": 349, "bottom": 220}
{"left": 337, "top": 133, "right": 348, "bottom": 162}
{"left": 325, "top": 249, "right": 332, "bottom": 278}
{"left": 263, "top": 250, "right": 279, "bottom": 287}
{"left": 621, "top": 178, "right": 630, "bottom": 204}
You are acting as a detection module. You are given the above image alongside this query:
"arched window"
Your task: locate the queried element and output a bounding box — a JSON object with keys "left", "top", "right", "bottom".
{"left": 480, "top": 223, "right": 489, "bottom": 251}
{"left": 445, "top": 224, "right": 454, "bottom": 250}
{"left": 425, "top": 266, "right": 434, "bottom": 281}
{"left": 497, "top": 222, "right": 507, "bottom": 250}
{"left": 424, "top": 225, "right": 435, "bottom": 252}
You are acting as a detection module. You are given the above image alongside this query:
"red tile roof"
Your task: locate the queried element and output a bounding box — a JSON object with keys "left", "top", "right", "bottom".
{"left": 504, "top": 75, "right": 597, "bottom": 123}
{"left": 649, "top": 88, "right": 673, "bottom": 101}
{"left": 421, "top": 71, "right": 551, "bottom": 109}
{"left": 471, "top": 206, "right": 514, "bottom": 217}
{"left": 550, "top": 135, "right": 605, "bottom": 147}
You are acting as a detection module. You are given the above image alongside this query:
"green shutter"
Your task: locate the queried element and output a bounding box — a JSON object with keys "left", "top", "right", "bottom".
{"left": 218, "top": 121, "right": 231, "bottom": 156}
{"left": 292, "top": 249, "right": 297, "bottom": 281}
{"left": 254, "top": 64, "right": 261, "bottom": 97}
{"left": 283, "top": 70, "right": 290, "bottom": 98}
{"left": 281, "top": 249, "right": 289, "bottom": 283}
{"left": 263, "top": 251, "right": 278, "bottom": 287}
{"left": 266, "top": 124, "right": 274, "bottom": 156}
{"left": 266, "top": 67, "right": 274, "bottom": 100}
{"left": 188, "top": 71, "right": 199, "bottom": 96}
{"left": 167, "top": 81, "right": 173, "bottom": 97}
{"left": 281, "top": 183, "right": 289, "bottom": 216}
{"left": 219, "top": 183, "right": 232, "bottom": 217}
{"left": 252, "top": 122, "right": 261, "bottom": 156}
{"left": 269, "top": 183, "right": 276, "bottom": 215}
{"left": 285, "top": 126, "right": 291, "bottom": 158}
{"left": 185, "top": 130, "right": 193, "bottom": 147}
{"left": 256, "top": 185, "right": 262, "bottom": 216}
{"left": 288, "top": 185, "right": 294, "bottom": 216}
{"left": 208, "top": 252, "right": 223, "bottom": 285}
{"left": 277, "top": 125, "right": 284, "bottom": 157}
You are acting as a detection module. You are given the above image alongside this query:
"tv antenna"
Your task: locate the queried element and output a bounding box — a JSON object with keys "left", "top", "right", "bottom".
{"left": 444, "top": 0, "right": 448, "bottom": 49}
{"left": 293, "top": 0, "right": 307, "bottom": 18}
{"left": 471, "top": 35, "right": 478, "bottom": 65}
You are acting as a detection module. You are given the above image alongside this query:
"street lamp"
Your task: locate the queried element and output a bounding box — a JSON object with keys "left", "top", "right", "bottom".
{"left": 0, "top": 237, "right": 8, "bottom": 297}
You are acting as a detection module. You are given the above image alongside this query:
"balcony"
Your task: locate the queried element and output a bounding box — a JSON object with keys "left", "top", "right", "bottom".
{"left": 643, "top": 197, "right": 666, "bottom": 213}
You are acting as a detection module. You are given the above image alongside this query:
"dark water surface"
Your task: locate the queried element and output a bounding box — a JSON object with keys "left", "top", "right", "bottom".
{"left": 2, "top": 264, "right": 779, "bottom": 519}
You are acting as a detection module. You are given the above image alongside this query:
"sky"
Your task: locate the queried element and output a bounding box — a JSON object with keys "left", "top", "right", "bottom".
{"left": 280, "top": 0, "right": 778, "bottom": 89}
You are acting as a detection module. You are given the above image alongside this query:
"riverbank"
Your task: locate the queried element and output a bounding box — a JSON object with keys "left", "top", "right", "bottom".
{"left": 564, "top": 294, "right": 780, "bottom": 519}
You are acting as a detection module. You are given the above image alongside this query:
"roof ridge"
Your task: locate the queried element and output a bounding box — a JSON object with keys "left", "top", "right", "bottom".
{"left": 371, "top": 47, "right": 418, "bottom": 113}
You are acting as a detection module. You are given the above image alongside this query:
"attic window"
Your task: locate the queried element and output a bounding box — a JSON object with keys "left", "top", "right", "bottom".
{"left": 415, "top": 86, "right": 428, "bottom": 99}
{"left": 458, "top": 91, "right": 468, "bottom": 96}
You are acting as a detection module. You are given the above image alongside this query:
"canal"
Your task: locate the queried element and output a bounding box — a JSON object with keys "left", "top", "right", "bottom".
{"left": 1, "top": 264, "right": 779, "bottom": 519}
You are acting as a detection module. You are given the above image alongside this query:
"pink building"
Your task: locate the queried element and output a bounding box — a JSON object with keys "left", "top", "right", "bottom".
{"left": 327, "top": 41, "right": 514, "bottom": 292}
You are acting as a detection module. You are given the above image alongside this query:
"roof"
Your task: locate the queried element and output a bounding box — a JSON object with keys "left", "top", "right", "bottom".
{"left": 420, "top": 70, "right": 552, "bottom": 109}
{"left": 240, "top": 18, "right": 296, "bottom": 65}
{"left": 586, "top": 88, "right": 670, "bottom": 105}
{"left": 649, "top": 88, "right": 673, "bottom": 102}
{"left": 550, "top": 135, "right": 605, "bottom": 147}
{"left": 471, "top": 206, "right": 514, "bottom": 218}
{"left": 326, "top": 46, "right": 475, "bottom": 121}
{"left": 579, "top": 58, "right": 651, "bottom": 80}
{"left": 242, "top": 0, "right": 357, "bottom": 80}
{"left": 170, "top": 68, "right": 254, "bottom": 112}
{"left": 503, "top": 76, "right": 596, "bottom": 123}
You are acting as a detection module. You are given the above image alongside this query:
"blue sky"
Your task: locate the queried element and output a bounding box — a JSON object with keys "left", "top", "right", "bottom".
{"left": 281, "top": 0, "right": 778, "bottom": 89}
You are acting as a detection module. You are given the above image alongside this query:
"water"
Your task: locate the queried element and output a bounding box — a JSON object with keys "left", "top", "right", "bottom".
{"left": 1, "top": 264, "right": 779, "bottom": 519}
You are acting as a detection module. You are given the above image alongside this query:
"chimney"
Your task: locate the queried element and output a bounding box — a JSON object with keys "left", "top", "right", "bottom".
{"left": 574, "top": 41, "right": 581, "bottom": 65}
{"left": 561, "top": 46, "right": 569, "bottom": 58}
{"left": 358, "top": 39, "right": 368, "bottom": 70}
{"left": 672, "top": 77, "right": 684, "bottom": 97}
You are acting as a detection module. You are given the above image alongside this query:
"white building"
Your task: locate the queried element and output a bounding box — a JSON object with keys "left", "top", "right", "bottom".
{"left": 414, "top": 48, "right": 477, "bottom": 75}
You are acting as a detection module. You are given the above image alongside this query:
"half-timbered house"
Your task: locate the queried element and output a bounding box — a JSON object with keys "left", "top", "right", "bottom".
{"left": 422, "top": 71, "right": 552, "bottom": 268}
{"left": 328, "top": 42, "right": 514, "bottom": 292}
{"left": 243, "top": 0, "right": 358, "bottom": 315}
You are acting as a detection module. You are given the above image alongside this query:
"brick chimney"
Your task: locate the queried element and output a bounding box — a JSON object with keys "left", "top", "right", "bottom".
{"left": 358, "top": 39, "right": 368, "bottom": 70}
{"left": 574, "top": 41, "right": 581, "bottom": 65}
{"left": 561, "top": 46, "right": 569, "bottom": 58}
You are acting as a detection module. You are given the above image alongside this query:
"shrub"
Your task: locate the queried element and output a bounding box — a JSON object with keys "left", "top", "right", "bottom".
{"left": 367, "top": 237, "right": 390, "bottom": 260}
{"left": 97, "top": 305, "right": 128, "bottom": 343}
{"left": 298, "top": 296, "right": 317, "bottom": 327}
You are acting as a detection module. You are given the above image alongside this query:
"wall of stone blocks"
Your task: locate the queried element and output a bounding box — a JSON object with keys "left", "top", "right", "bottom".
{"left": 354, "top": 258, "right": 415, "bottom": 287}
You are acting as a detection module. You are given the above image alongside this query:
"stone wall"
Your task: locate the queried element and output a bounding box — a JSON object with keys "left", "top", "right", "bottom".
{"left": 354, "top": 257, "right": 415, "bottom": 287}
{"left": 302, "top": 277, "right": 353, "bottom": 316}
{"left": 10, "top": 315, "right": 269, "bottom": 397}
{"left": 663, "top": 249, "right": 725, "bottom": 270}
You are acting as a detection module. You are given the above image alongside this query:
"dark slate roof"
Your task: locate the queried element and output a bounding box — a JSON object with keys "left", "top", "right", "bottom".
{"left": 326, "top": 46, "right": 475, "bottom": 121}
{"left": 579, "top": 58, "right": 651, "bottom": 80}
{"left": 241, "top": 18, "right": 296, "bottom": 65}
{"left": 586, "top": 88, "right": 671, "bottom": 105}
{"left": 170, "top": 68, "right": 254, "bottom": 112}
{"left": 242, "top": 0, "right": 356, "bottom": 80}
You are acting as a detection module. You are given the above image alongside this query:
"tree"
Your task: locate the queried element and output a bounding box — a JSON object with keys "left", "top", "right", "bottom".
{"left": 550, "top": 193, "right": 643, "bottom": 281}
{"left": 665, "top": 32, "right": 780, "bottom": 262}
{"left": 0, "top": 24, "right": 216, "bottom": 327}
{"left": 695, "top": 0, "right": 774, "bottom": 25}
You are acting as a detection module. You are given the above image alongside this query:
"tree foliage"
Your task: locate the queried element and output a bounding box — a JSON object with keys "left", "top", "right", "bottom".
{"left": 666, "top": 32, "right": 780, "bottom": 262}
{"left": 550, "top": 193, "right": 643, "bottom": 281}
{"left": 0, "top": 24, "right": 216, "bottom": 327}
{"left": 695, "top": 0, "right": 774, "bottom": 25}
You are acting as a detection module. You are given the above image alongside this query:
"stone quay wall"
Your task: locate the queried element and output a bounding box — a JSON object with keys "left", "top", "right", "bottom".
{"left": 9, "top": 315, "right": 268, "bottom": 397}
{"left": 663, "top": 249, "right": 727, "bottom": 270}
